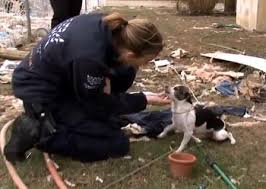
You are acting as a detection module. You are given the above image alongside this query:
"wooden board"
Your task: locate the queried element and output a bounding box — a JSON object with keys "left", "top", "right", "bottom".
{"left": 201, "top": 51, "right": 266, "bottom": 72}
{"left": 0, "top": 48, "right": 28, "bottom": 60}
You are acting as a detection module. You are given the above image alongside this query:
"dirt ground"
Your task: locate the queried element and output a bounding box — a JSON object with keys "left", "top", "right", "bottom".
{"left": 1, "top": 7, "right": 266, "bottom": 189}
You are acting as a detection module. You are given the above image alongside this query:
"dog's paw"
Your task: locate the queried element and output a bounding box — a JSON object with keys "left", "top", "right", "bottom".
{"left": 230, "top": 140, "right": 236, "bottom": 145}
{"left": 228, "top": 132, "right": 236, "bottom": 145}
{"left": 230, "top": 137, "right": 236, "bottom": 145}
{"left": 195, "top": 138, "right": 202, "bottom": 143}
{"left": 175, "top": 149, "right": 182, "bottom": 153}
{"left": 192, "top": 135, "right": 202, "bottom": 143}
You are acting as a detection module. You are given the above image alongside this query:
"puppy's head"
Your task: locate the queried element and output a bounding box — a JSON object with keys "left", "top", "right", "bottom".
{"left": 165, "top": 85, "right": 192, "bottom": 104}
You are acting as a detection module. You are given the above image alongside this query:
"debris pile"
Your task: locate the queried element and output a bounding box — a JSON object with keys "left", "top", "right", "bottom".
{"left": 0, "top": 95, "right": 23, "bottom": 124}
{"left": 0, "top": 60, "right": 20, "bottom": 83}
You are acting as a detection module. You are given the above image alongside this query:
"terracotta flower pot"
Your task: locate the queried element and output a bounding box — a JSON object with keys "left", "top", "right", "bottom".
{"left": 168, "top": 152, "right": 197, "bottom": 178}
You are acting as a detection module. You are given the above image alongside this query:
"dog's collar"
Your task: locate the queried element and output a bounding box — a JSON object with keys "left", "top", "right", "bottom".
{"left": 171, "top": 107, "right": 194, "bottom": 114}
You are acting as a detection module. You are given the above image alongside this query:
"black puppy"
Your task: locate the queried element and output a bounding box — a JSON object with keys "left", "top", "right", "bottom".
{"left": 4, "top": 114, "right": 40, "bottom": 163}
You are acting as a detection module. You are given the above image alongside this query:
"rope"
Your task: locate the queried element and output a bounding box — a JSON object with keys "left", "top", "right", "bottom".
{"left": 102, "top": 149, "right": 174, "bottom": 189}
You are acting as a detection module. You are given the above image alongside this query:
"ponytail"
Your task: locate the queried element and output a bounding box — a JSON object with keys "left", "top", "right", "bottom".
{"left": 103, "top": 12, "right": 163, "bottom": 56}
{"left": 102, "top": 12, "right": 128, "bottom": 31}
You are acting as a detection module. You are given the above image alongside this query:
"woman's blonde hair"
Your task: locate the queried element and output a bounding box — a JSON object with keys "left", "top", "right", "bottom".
{"left": 103, "top": 12, "right": 163, "bottom": 56}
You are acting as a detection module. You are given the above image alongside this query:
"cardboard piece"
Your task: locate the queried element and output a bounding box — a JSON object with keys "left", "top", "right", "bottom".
{"left": 201, "top": 51, "right": 266, "bottom": 72}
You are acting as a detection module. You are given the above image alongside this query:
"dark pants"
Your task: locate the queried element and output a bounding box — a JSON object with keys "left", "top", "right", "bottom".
{"left": 34, "top": 100, "right": 130, "bottom": 162}
{"left": 50, "top": 0, "right": 82, "bottom": 29}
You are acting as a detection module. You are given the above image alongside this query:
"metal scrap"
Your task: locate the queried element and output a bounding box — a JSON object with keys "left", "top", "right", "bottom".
{"left": 201, "top": 51, "right": 266, "bottom": 72}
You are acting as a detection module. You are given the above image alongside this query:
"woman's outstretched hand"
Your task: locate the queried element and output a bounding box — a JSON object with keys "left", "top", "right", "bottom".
{"left": 145, "top": 92, "right": 170, "bottom": 106}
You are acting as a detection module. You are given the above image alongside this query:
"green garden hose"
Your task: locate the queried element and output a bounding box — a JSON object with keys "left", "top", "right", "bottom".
{"left": 206, "top": 156, "right": 239, "bottom": 189}
{"left": 196, "top": 144, "right": 239, "bottom": 189}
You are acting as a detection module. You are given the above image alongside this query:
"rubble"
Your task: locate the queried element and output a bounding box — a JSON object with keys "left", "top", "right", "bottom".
{"left": 0, "top": 60, "right": 20, "bottom": 84}
{"left": 170, "top": 48, "right": 188, "bottom": 59}
{"left": 238, "top": 71, "right": 265, "bottom": 100}
{"left": 95, "top": 176, "right": 104, "bottom": 183}
{"left": 0, "top": 95, "right": 23, "bottom": 124}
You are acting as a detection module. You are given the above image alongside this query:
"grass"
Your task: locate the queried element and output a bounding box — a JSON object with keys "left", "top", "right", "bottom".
{"left": 1, "top": 127, "right": 266, "bottom": 189}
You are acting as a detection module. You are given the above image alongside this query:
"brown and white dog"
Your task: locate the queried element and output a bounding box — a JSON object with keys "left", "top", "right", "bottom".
{"left": 157, "top": 85, "right": 236, "bottom": 152}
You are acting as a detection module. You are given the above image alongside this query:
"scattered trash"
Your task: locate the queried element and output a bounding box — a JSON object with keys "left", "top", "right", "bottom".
{"left": 203, "top": 175, "right": 214, "bottom": 184}
{"left": 138, "top": 157, "right": 145, "bottom": 163}
{"left": 0, "top": 60, "right": 20, "bottom": 84}
{"left": 215, "top": 80, "right": 239, "bottom": 96}
{"left": 212, "top": 76, "right": 232, "bottom": 85}
{"left": 142, "top": 68, "right": 153, "bottom": 73}
{"left": 170, "top": 48, "right": 188, "bottom": 59}
{"left": 152, "top": 59, "right": 171, "bottom": 68}
{"left": 193, "top": 26, "right": 211, "bottom": 30}
{"left": 134, "top": 82, "right": 145, "bottom": 88}
{"left": 121, "top": 123, "right": 147, "bottom": 135}
{"left": 230, "top": 177, "right": 240, "bottom": 186}
{"left": 171, "top": 183, "right": 176, "bottom": 189}
{"left": 46, "top": 175, "right": 52, "bottom": 183}
{"left": 147, "top": 152, "right": 152, "bottom": 156}
{"left": 123, "top": 155, "right": 132, "bottom": 160}
{"left": 192, "top": 64, "right": 244, "bottom": 84}
{"left": 211, "top": 23, "right": 241, "bottom": 30}
{"left": 0, "top": 60, "right": 20, "bottom": 73}
{"left": 25, "top": 152, "right": 32, "bottom": 159}
{"left": 198, "top": 183, "right": 207, "bottom": 189}
{"left": 227, "top": 121, "right": 261, "bottom": 127}
{"left": 141, "top": 78, "right": 156, "bottom": 85}
{"left": 198, "top": 89, "right": 211, "bottom": 99}
{"left": 0, "top": 95, "right": 23, "bottom": 123}
{"left": 251, "top": 103, "right": 266, "bottom": 119}
{"left": 151, "top": 59, "right": 173, "bottom": 73}
{"left": 180, "top": 71, "right": 197, "bottom": 82}
{"left": 0, "top": 74, "right": 12, "bottom": 84}
{"left": 64, "top": 179, "right": 76, "bottom": 187}
{"left": 238, "top": 71, "right": 265, "bottom": 100}
{"left": 201, "top": 51, "right": 266, "bottom": 72}
{"left": 216, "top": 71, "right": 244, "bottom": 79}
{"left": 194, "top": 68, "right": 216, "bottom": 82}
{"left": 95, "top": 176, "right": 104, "bottom": 183}
{"left": 129, "top": 136, "right": 151, "bottom": 143}
{"left": 151, "top": 62, "right": 184, "bottom": 74}
{"left": 0, "top": 31, "right": 9, "bottom": 38}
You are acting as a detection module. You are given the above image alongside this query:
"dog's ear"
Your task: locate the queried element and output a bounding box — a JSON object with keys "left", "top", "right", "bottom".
{"left": 186, "top": 92, "right": 193, "bottom": 104}
{"left": 182, "top": 87, "right": 193, "bottom": 104}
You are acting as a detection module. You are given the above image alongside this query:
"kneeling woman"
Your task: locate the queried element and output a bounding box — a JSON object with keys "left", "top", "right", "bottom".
{"left": 4, "top": 12, "right": 168, "bottom": 162}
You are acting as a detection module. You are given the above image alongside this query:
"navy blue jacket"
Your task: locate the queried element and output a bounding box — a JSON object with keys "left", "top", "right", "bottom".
{"left": 12, "top": 14, "right": 147, "bottom": 118}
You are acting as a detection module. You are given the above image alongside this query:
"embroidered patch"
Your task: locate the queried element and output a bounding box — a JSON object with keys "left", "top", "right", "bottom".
{"left": 84, "top": 75, "right": 104, "bottom": 89}
{"left": 44, "top": 18, "right": 73, "bottom": 49}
